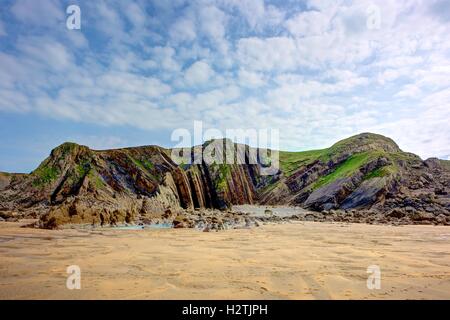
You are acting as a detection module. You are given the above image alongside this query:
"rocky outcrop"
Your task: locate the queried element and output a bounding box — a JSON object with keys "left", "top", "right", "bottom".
{"left": 304, "top": 176, "right": 361, "bottom": 211}
{"left": 0, "top": 139, "right": 271, "bottom": 228}
{"left": 0, "top": 173, "right": 11, "bottom": 191}
{"left": 0, "top": 133, "right": 449, "bottom": 228}
{"left": 340, "top": 177, "right": 393, "bottom": 210}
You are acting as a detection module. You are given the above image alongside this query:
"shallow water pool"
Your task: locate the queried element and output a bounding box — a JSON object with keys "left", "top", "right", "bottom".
{"left": 112, "top": 223, "right": 173, "bottom": 230}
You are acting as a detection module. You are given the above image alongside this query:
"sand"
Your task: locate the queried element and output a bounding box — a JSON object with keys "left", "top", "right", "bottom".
{"left": 0, "top": 220, "right": 449, "bottom": 300}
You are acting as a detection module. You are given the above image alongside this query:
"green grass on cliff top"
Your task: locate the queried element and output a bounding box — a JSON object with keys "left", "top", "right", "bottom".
{"left": 311, "top": 152, "right": 372, "bottom": 190}
{"left": 278, "top": 133, "right": 408, "bottom": 191}
{"left": 279, "top": 133, "right": 401, "bottom": 177}
{"left": 32, "top": 164, "right": 59, "bottom": 187}
{"left": 280, "top": 149, "right": 399, "bottom": 191}
{"left": 279, "top": 149, "right": 325, "bottom": 177}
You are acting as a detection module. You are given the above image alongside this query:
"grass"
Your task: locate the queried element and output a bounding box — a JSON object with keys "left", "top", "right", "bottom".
{"left": 52, "top": 142, "right": 82, "bottom": 162}
{"left": 308, "top": 150, "right": 403, "bottom": 191}
{"left": 180, "top": 161, "right": 190, "bottom": 171}
{"left": 259, "top": 175, "right": 281, "bottom": 194}
{"left": 58, "top": 142, "right": 78, "bottom": 155}
{"left": 32, "top": 164, "right": 59, "bottom": 187}
{"left": 74, "top": 162, "right": 106, "bottom": 190}
{"left": 88, "top": 170, "right": 105, "bottom": 189}
{"left": 440, "top": 160, "right": 450, "bottom": 171}
{"left": 217, "top": 164, "right": 231, "bottom": 191}
{"left": 325, "top": 133, "right": 398, "bottom": 154}
{"left": 208, "top": 162, "right": 231, "bottom": 191}
{"left": 310, "top": 152, "right": 372, "bottom": 190}
{"left": 279, "top": 149, "right": 325, "bottom": 177}
{"left": 363, "top": 165, "right": 396, "bottom": 180}
{"left": 128, "top": 154, "right": 154, "bottom": 171}
{"left": 76, "top": 161, "right": 91, "bottom": 177}
{"left": 277, "top": 135, "right": 387, "bottom": 177}
{"left": 127, "top": 154, "right": 160, "bottom": 181}
{"left": 277, "top": 134, "right": 405, "bottom": 189}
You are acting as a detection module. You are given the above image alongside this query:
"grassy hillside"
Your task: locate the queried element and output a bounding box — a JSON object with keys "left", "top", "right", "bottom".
{"left": 279, "top": 149, "right": 325, "bottom": 177}
{"left": 278, "top": 133, "right": 408, "bottom": 193}
{"left": 439, "top": 159, "right": 450, "bottom": 171}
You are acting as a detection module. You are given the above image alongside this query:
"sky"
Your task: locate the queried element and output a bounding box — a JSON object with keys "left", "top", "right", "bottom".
{"left": 0, "top": 0, "right": 449, "bottom": 173}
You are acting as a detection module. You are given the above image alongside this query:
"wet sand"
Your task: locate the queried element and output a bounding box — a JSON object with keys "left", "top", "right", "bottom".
{"left": 0, "top": 220, "right": 449, "bottom": 299}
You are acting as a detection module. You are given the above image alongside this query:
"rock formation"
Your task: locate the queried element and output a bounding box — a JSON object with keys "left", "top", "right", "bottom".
{"left": 0, "top": 133, "right": 449, "bottom": 228}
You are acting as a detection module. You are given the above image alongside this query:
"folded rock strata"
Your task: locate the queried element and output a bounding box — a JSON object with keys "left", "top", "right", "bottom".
{"left": 0, "top": 133, "right": 448, "bottom": 228}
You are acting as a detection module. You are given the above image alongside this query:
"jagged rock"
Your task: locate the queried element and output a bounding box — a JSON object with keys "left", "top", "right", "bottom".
{"left": 436, "top": 214, "right": 447, "bottom": 224}
{"left": 203, "top": 226, "right": 210, "bottom": 232}
{"left": 305, "top": 176, "right": 359, "bottom": 211}
{"left": 162, "top": 208, "right": 173, "bottom": 219}
{"left": 173, "top": 214, "right": 195, "bottom": 228}
{"left": 341, "top": 177, "right": 391, "bottom": 210}
{"left": 1, "top": 133, "right": 449, "bottom": 228}
{"left": 411, "top": 211, "right": 435, "bottom": 221}
{"left": 387, "top": 208, "right": 406, "bottom": 219}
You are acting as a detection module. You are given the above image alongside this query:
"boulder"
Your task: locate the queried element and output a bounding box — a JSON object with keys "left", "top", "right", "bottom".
{"left": 305, "top": 177, "right": 359, "bottom": 211}
{"left": 411, "top": 211, "right": 435, "bottom": 221}
{"left": 341, "top": 177, "right": 390, "bottom": 210}
{"left": 173, "top": 214, "right": 194, "bottom": 228}
{"left": 387, "top": 208, "right": 406, "bottom": 219}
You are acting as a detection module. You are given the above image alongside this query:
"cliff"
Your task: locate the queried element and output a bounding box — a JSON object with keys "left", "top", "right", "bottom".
{"left": 0, "top": 133, "right": 449, "bottom": 228}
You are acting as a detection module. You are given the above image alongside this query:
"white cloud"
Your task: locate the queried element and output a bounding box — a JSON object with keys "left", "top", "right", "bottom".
{"left": 306, "top": 0, "right": 343, "bottom": 11}
{"left": 98, "top": 71, "right": 171, "bottom": 98}
{"left": 1, "top": 0, "right": 450, "bottom": 162}
{"left": 148, "top": 46, "right": 181, "bottom": 72}
{"left": 237, "top": 69, "right": 266, "bottom": 88}
{"left": 222, "top": 0, "right": 285, "bottom": 31}
{"left": 91, "top": 1, "right": 126, "bottom": 39}
{"left": 377, "top": 69, "right": 404, "bottom": 85}
{"left": 237, "top": 37, "right": 299, "bottom": 72}
{"left": 194, "top": 86, "right": 241, "bottom": 109}
{"left": 16, "top": 36, "right": 74, "bottom": 71}
{"left": 11, "top": 0, "right": 63, "bottom": 27}
{"left": 285, "top": 10, "right": 330, "bottom": 37}
{"left": 67, "top": 135, "right": 127, "bottom": 151}
{"left": 395, "top": 84, "right": 422, "bottom": 98}
{"left": 198, "top": 5, "right": 227, "bottom": 40}
{"left": 0, "top": 88, "right": 30, "bottom": 113}
{"left": 123, "top": 2, "right": 147, "bottom": 29}
{"left": 183, "top": 60, "right": 215, "bottom": 86}
{"left": 225, "top": 0, "right": 265, "bottom": 30}
{"left": 169, "top": 15, "right": 197, "bottom": 43}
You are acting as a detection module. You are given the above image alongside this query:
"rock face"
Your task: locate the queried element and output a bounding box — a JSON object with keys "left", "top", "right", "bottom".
{"left": 340, "top": 177, "right": 392, "bottom": 210}
{"left": 0, "top": 140, "right": 271, "bottom": 228}
{"left": 265, "top": 133, "right": 450, "bottom": 224}
{"left": 0, "top": 173, "right": 11, "bottom": 191}
{"left": 0, "top": 133, "right": 449, "bottom": 228}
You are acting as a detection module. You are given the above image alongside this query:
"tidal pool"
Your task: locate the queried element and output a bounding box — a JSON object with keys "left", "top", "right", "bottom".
{"left": 111, "top": 223, "right": 173, "bottom": 230}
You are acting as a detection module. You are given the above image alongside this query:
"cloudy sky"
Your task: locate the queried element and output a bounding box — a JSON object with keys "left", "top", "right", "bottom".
{"left": 0, "top": 0, "right": 449, "bottom": 172}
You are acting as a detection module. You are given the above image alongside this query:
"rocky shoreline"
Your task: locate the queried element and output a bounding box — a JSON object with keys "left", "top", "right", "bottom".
{"left": 3, "top": 205, "right": 448, "bottom": 232}
{"left": 1, "top": 133, "right": 449, "bottom": 230}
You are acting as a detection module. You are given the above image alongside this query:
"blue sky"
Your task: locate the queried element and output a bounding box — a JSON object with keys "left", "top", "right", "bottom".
{"left": 0, "top": 0, "right": 450, "bottom": 173}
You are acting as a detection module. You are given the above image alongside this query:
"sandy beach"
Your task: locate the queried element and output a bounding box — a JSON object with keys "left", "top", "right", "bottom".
{"left": 0, "top": 220, "right": 449, "bottom": 300}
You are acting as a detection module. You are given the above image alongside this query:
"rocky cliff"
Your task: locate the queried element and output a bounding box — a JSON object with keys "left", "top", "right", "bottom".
{"left": 0, "top": 133, "right": 449, "bottom": 227}
{"left": 265, "top": 133, "right": 450, "bottom": 224}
